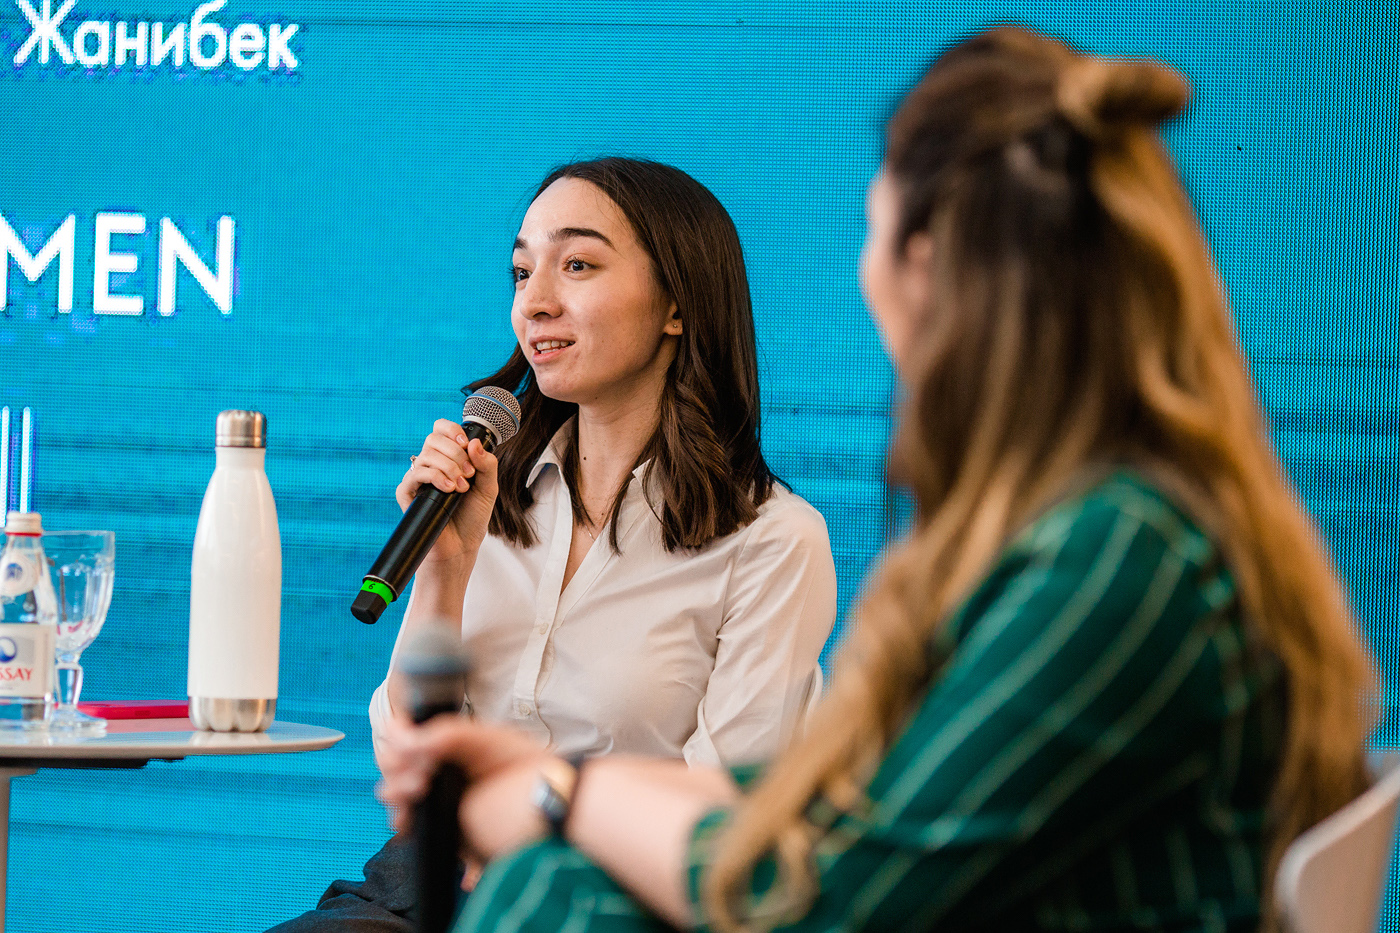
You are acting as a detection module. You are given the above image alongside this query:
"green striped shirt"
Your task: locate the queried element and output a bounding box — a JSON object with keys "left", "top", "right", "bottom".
{"left": 453, "top": 470, "right": 1284, "bottom": 933}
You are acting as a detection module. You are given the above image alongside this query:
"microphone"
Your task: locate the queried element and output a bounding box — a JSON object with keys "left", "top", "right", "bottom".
{"left": 353, "top": 387, "right": 522, "bottom": 624}
{"left": 396, "top": 629, "right": 471, "bottom": 933}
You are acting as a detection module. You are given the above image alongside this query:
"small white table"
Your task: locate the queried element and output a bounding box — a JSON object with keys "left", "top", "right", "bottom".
{"left": 0, "top": 719, "right": 344, "bottom": 933}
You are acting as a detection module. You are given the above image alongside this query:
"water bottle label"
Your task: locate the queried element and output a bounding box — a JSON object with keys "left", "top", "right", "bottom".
{"left": 0, "top": 623, "right": 55, "bottom": 697}
{"left": 0, "top": 552, "right": 41, "bottom": 598}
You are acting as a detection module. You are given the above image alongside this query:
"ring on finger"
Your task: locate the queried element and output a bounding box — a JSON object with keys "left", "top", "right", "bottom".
{"left": 409, "top": 455, "right": 417, "bottom": 465}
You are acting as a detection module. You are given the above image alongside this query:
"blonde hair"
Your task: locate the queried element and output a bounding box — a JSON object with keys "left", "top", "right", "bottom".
{"left": 701, "top": 27, "right": 1375, "bottom": 933}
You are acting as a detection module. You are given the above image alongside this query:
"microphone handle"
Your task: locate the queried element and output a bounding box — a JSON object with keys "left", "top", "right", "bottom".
{"left": 354, "top": 421, "right": 494, "bottom": 623}
{"left": 411, "top": 699, "right": 467, "bottom": 933}
{"left": 368, "top": 486, "right": 461, "bottom": 600}
{"left": 415, "top": 761, "right": 467, "bottom": 933}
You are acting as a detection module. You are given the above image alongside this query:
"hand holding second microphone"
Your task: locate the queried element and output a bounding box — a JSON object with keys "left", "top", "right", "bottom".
{"left": 377, "top": 714, "right": 555, "bottom": 866}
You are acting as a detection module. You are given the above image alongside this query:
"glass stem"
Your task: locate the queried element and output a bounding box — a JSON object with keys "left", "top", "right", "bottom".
{"left": 56, "top": 656, "right": 83, "bottom": 710}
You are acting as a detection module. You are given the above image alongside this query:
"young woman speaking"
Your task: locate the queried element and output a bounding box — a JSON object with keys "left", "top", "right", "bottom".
{"left": 273, "top": 158, "right": 837, "bottom": 932}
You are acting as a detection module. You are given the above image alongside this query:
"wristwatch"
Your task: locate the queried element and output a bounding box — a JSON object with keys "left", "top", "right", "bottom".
{"left": 532, "top": 755, "right": 586, "bottom": 836}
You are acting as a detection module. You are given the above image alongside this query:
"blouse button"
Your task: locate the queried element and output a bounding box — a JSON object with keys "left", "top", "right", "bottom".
{"left": 517, "top": 702, "right": 533, "bottom": 717}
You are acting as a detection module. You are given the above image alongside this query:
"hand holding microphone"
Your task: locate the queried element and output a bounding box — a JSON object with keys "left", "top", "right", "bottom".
{"left": 397, "top": 423, "right": 499, "bottom": 564}
{"left": 353, "top": 388, "right": 522, "bottom": 624}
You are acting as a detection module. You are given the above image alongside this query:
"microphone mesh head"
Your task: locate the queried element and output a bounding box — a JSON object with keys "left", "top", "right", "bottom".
{"left": 397, "top": 628, "right": 470, "bottom": 723}
{"left": 462, "top": 386, "right": 522, "bottom": 446}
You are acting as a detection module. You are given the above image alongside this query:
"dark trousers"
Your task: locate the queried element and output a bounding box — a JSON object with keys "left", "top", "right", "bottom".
{"left": 267, "top": 834, "right": 426, "bottom": 933}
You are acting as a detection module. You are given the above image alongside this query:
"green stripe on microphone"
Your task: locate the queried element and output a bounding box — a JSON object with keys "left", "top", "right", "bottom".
{"left": 352, "top": 579, "right": 396, "bottom": 624}
{"left": 360, "top": 579, "right": 395, "bottom": 603}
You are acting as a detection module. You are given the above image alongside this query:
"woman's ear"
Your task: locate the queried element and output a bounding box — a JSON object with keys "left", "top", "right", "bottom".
{"left": 900, "top": 232, "right": 935, "bottom": 316}
{"left": 663, "top": 302, "right": 683, "bottom": 336}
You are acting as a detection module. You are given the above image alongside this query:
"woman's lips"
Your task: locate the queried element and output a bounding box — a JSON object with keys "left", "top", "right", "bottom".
{"left": 531, "top": 339, "right": 575, "bottom": 361}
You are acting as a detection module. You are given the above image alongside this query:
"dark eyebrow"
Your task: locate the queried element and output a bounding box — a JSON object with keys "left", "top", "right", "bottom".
{"left": 552, "top": 227, "right": 614, "bottom": 249}
{"left": 513, "top": 227, "right": 616, "bottom": 252}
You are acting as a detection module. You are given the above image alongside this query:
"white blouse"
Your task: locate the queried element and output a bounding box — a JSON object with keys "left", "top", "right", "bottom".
{"left": 369, "top": 424, "right": 837, "bottom": 767}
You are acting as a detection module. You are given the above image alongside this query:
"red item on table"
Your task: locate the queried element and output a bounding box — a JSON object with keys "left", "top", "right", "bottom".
{"left": 76, "top": 700, "right": 190, "bottom": 720}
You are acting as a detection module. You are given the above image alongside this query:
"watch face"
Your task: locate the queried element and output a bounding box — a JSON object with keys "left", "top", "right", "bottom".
{"left": 533, "top": 776, "right": 570, "bottom": 830}
{"left": 532, "top": 758, "right": 581, "bottom": 834}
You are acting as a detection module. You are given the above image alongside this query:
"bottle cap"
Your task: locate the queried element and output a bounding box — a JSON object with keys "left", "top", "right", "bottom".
{"left": 216, "top": 410, "right": 267, "bottom": 448}
{"left": 3, "top": 512, "right": 43, "bottom": 535}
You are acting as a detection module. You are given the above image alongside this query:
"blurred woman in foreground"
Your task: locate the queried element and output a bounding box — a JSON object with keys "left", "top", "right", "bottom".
{"left": 378, "top": 27, "right": 1375, "bottom": 932}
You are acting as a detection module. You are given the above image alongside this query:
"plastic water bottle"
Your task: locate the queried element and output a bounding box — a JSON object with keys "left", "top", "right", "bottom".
{"left": 189, "top": 410, "right": 281, "bottom": 732}
{"left": 0, "top": 512, "right": 57, "bottom": 730}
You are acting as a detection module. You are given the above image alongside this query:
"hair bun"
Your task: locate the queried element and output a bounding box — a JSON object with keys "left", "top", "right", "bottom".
{"left": 1055, "top": 56, "right": 1189, "bottom": 139}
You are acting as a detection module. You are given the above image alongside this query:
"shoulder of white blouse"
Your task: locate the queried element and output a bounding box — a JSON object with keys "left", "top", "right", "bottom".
{"left": 729, "top": 485, "right": 833, "bottom": 564}
{"left": 717, "top": 486, "right": 837, "bottom": 630}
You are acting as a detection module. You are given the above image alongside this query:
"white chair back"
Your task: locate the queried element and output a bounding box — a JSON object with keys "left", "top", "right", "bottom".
{"left": 1275, "top": 758, "right": 1400, "bottom": 933}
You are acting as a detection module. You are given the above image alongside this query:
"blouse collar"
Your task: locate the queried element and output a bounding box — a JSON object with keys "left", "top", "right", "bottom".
{"left": 525, "top": 417, "right": 655, "bottom": 503}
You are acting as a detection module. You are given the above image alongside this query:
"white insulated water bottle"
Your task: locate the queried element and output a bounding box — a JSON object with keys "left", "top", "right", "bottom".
{"left": 189, "top": 410, "right": 281, "bottom": 732}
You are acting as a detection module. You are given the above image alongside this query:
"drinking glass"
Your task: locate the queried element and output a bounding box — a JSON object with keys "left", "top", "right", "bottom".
{"left": 43, "top": 531, "right": 115, "bottom": 733}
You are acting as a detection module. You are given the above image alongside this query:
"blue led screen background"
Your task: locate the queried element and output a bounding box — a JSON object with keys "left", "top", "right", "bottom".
{"left": 1, "top": 3, "right": 1396, "bottom": 930}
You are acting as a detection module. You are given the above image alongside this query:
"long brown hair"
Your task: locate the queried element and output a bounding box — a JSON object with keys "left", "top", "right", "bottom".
{"left": 702, "top": 27, "right": 1375, "bottom": 932}
{"left": 469, "top": 158, "right": 775, "bottom": 551}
